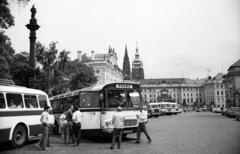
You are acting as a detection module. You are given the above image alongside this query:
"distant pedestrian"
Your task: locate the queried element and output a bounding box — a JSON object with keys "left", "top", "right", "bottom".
{"left": 65, "top": 105, "right": 73, "bottom": 144}
{"left": 110, "top": 107, "right": 125, "bottom": 150}
{"left": 71, "top": 106, "right": 82, "bottom": 147}
{"left": 36, "top": 105, "right": 52, "bottom": 150}
{"left": 135, "top": 106, "right": 152, "bottom": 143}
{"left": 59, "top": 110, "right": 67, "bottom": 143}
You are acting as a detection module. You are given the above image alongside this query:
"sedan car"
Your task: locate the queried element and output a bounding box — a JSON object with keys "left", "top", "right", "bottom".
{"left": 213, "top": 107, "right": 221, "bottom": 113}
{"left": 226, "top": 107, "right": 240, "bottom": 117}
{"left": 236, "top": 108, "right": 240, "bottom": 121}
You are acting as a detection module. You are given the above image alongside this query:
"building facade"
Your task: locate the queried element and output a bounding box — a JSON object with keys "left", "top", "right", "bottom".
{"left": 132, "top": 44, "right": 144, "bottom": 81}
{"left": 224, "top": 59, "right": 240, "bottom": 107}
{"left": 77, "top": 46, "right": 124, "bottom": 85}
{"left": 140, "top": 74, "right": 226, "bottom": 109}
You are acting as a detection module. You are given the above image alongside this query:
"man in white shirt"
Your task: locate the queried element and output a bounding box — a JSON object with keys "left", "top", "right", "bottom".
{"left": 110, "top": 107, "right": 125, "bottom": 150}
{"left": 136, "top": 106, "right": 152, "bottom": 143}
{"left": 71, "top": 106, "right": 82, "bottom": 147}
{"left": 36, "top": 105, "right": 51, "bottom": 150}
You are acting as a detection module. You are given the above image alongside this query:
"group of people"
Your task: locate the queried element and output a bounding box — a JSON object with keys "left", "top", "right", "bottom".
{"left": 8, "top": 99, "right": 23, "bottom": 109}
{"left": 110, "top": 106, "right": 152, "bottom": 150}
{"left": 36, "top": 104, "right": 151, "bottom": 150}
{"left": 36, "top": 104, "right": 82, "bottom": 150}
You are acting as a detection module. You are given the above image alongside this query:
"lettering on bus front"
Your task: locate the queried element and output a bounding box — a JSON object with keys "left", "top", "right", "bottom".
{"left": 116, "top": 84, "right": 133, "bottom": 89}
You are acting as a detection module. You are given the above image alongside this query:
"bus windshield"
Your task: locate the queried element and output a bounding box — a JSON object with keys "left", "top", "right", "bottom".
{"left": 106, "top": 90, "right": 141, "bottom": 108}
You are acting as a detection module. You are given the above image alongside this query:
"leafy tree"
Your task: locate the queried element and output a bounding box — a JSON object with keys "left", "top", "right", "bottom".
{"left": 0, "top": 0, "right": 14, "bottom": 29}
{"left": 0, "top": 31, "right": 15, "bottom": 79}
{"left": 35, "top": 41, "right": 58, "bottom": 93}
{"left": 66, "top": 60, "right": 97, "bottom": 90}
{"left": 0, "top": 0, "right": 29, "bottom": 79}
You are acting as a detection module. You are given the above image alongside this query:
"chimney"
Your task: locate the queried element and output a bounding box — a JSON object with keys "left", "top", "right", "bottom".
{"left": 91, "top": 50, "right": 95, "bottom": 60}
{"left": 77, "top": 51, "right": 82, "bottom": 62}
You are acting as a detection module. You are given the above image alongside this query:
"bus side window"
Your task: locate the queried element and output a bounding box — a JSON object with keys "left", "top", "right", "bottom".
{"left": 51, "top": 100, "right": 58, "bottom": 110}
{"left": 6, "top": 93, "right": 23, "bottom": 109}
{"left": 0, "top": 93, "right": 6, "bottom": 109}
{"left": 70, "top": 95, "right": 79, "bottom": 108}
{"left": 39, "top": 95, "right": 47, "bottom": 108}
{"left": 25, "top": 95, "right": 38, "bottom": 108}
{"left": 80, "top": 92, "right": 99, "bottom": 107}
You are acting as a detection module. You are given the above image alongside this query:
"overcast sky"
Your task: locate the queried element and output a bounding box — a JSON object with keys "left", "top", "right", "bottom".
{"left": 6, "top": 0, "right": 240, "bottom": 79}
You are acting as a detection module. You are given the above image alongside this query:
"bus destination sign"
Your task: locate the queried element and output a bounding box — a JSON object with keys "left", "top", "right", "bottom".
{"left": 116, "top": 84, "right": 133, "bottom": 88}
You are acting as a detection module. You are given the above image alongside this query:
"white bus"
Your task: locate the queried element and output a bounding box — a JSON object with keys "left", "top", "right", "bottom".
{"left": 50, "top": 82, "right": 144, "bottom": 137}
{"left": 158, "top": 102, "right": 174, "bottom": 115}
{"left": 148, "top": 103, "right": 161, "bottom": 117}
{"left": 0, "top": 80, "right": 54, "bottom": 148}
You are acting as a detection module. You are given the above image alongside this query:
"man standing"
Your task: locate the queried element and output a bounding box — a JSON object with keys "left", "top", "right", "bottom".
{"left": 36, "top": 105, "right": 52, "bottom": 150}
{"left": 65, "top": 105, "right": 73, "bottom": 144}
{"left": 110, "top": 107, "right": 125, "bottom": 150}
{"left": 72, "top": 106, "right": 82, "bottom": 147}
{"left": 136, "top": 106, "right": 152, "bottom": 143}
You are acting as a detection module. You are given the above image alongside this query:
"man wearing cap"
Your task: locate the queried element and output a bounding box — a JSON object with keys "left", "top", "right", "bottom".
{"left": 110, "top": 107, "right": 125, "bottom": 150}
{"left": 136, "top": 106, "right": 152, "bottom": 143}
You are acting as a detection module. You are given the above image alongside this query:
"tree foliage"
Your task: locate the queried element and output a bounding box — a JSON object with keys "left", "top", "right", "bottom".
{"left": 66, "top": 60, "right": 97, "bottom": 90}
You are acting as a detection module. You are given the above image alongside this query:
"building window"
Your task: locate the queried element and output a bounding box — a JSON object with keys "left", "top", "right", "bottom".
{"left": 96, "top": 70, "right": 100, "bottom": 73}
{"left": 221, "top": 91, "right": 223, "bottom": 95}
{"left": 217, "top": 91, "right": 219, "bottom": 95}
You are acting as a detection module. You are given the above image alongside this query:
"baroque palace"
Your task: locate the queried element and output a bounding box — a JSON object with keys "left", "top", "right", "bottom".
{"left": 140, "top": 74, "right": 226, "bottom": 108}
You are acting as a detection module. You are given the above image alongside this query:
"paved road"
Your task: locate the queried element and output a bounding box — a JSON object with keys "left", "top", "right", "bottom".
{"left": 1, "top": 112, "right": 240, "bottom": 154}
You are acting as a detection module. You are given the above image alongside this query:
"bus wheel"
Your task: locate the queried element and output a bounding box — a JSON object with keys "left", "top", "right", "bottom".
{"left": 11, "top": 125, "right": 27, "bottom": 148}
{"left": 53, "top": 121, "right": 59, "bottom": 134}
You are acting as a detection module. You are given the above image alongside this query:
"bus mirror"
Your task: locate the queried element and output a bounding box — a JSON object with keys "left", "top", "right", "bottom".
{"left": 99, "top": 93, "right": 103, "bottom": 100}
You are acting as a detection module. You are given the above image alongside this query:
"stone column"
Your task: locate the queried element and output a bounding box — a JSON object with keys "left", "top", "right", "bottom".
{"left": 26, "top": 5, "right": 40, "bottom": 69}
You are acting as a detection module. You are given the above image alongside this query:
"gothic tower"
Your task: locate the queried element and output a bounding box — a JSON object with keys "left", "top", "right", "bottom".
{"left": 132, "top": 42, "right": 144, "bottom": 81}
{"left": 123, "top": 45, "right": 131, "bottom": 80}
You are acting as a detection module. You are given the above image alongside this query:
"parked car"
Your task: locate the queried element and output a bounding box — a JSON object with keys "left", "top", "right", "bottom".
{"left": 221, "top": 108, "right": 227, "bottom": 115}
{"left": 235, "top": 108, "right": 240, "bottom": 121}
{"left": 226, "top": 107, "right": 240, "bottom": 117}
{"left": 213, "top": 107, "right": 221, "bottom": 113}
{"left": 196, "top": 108, "right": 202, "bottom": 112}
{"left": 200, "top": 108, "right": 207, "bottom": 112}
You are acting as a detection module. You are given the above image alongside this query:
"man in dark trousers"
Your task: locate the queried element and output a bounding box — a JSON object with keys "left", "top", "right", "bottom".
{"left": 110, "top": 107, "right": 125, "bottom": 150}
{"left": 71, "top": 106, "right": 82, "bottom": 147}
{"left": 136, "top": 106, "right": 152, "bottom": 143}
{"left": 65, "top": 105, "right": 73, "bottom": 144}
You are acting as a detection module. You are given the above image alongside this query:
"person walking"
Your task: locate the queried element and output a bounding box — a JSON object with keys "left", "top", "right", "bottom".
{"left": 71, "top": 106, "right": 82, "bottom": 147}
{"left": 65, "top": 105, "right": 73, "bottom": 144}
{"left": 135, "top": 106, "right": 152, "bottom": 143}
{"left": 36, "top": 105, "right": 52, "bottom": 150}
{"left": 110, "top": 107, "right": 125, "bottom": 150}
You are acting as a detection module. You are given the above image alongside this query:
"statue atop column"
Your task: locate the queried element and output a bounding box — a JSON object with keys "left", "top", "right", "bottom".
{"left": 26, "top": 5, "right": 40, "bottom": 69}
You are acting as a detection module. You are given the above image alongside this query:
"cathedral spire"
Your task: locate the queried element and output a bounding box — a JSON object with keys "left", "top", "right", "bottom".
{"left": 123, "top": 44, "right": 131, "bottom": 79}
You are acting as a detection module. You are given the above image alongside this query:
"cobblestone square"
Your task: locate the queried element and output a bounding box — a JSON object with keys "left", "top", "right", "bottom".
{"left": 1, "top": 112, "right": 240, "bottom": 154}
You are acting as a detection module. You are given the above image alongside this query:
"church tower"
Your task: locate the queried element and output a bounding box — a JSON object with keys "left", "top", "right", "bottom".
{"left": 132, "top": 42, "right": 144, "bottom": 81}
{"left": 122, "top": 45, "right": 131, "bottom": 80}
